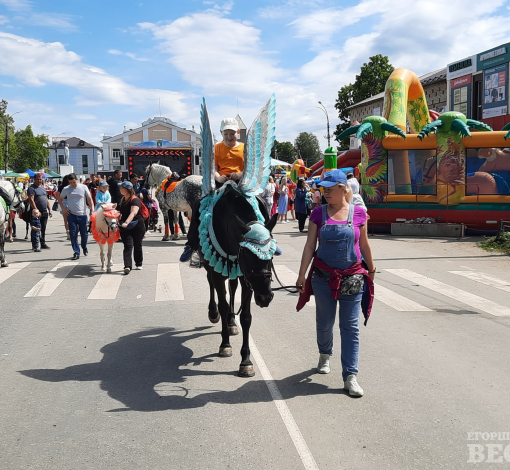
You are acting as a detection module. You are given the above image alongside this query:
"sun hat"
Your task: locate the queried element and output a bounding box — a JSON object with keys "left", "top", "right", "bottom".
{"left": 118, "top": 181, "right": 133, "bottom": 189}
{"left": 99, "top": 180, "right": 108, "bottom": 187}
{"left": 316, "top": 169, "right": 348, "bottom": 188}
{"left": 220, "top": 117, "right": 239, "bottom": 133}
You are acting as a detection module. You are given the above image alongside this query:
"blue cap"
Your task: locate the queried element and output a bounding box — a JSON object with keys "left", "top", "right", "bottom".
{"left": 118, "top": 181, "right": 133, "bottom": 189}
{"left": 316, "top": 169, "right": 347, "bottom": 187}
{"left": 99, "top": 180, "right": 108, "bottom": 187}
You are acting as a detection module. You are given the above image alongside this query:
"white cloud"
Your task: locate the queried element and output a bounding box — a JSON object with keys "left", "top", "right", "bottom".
{"left": 0, "top": 32, "right": 189, "bottom": 118}
{"left": 0, "top": 14, "right": 9, "bottom": 24}
{"left": 0, "top": 0, "right": 77, "bottom": 30}
{"left": 72, "top": 114, "right": 97, "bottom": 120}
{"left": 257, "top": 0, "right": 324, "bottom": 19}
{"left": 0, "top": 0, "right": 32, "bottom": 11}
{"left": 108, "top": 48, "right": 149, "bottom": 61}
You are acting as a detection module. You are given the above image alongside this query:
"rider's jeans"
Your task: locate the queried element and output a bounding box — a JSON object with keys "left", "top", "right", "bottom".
{"left": 67, "top": 213, "right": 88, "bottom": 255}
{"left": 312, "top": 273, "right": 362, "bottom": 380}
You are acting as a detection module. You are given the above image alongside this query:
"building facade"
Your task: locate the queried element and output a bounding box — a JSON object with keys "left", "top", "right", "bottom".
{"left": 49, "top": 137, "right": 102, "bottom": 176}
{"left": 101, "top": 117, "right": 201, "bottom": 173}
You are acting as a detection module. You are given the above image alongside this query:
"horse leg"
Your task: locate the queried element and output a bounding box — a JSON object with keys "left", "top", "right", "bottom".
{"left": 238, "top": 276, "right": 255, "bottom": 377}
{"left": 107, "top": 243, "right": 113, "bottom": 273}
{"left": 0, "top": 227, "right": 7, "bottom": 267}
{"left": 169, "top": 210, "right": 179, "bottom": 240}
{"left": 207, "top": 268, "right": 219, "bottom": 323}
{"left": 210, "top": 270, "right": 232, "bottom": 357}
{"left": 162, "top": 210, "right": 170, "bottom": 241}
{"left": 228, "top": 278, "right": 239, "bottom": 336}
{"left": 99, "top": 243, "right": 106, "bottom": 271}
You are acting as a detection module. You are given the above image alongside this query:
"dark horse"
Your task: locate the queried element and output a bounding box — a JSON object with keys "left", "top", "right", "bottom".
{"left": 196, "top": 185, "right": 277, "bottom": 377}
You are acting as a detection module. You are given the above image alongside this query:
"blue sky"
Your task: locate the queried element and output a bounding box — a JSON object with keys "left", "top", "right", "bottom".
{"left": 1, "top": 0, "right": 510, "bottom": 150}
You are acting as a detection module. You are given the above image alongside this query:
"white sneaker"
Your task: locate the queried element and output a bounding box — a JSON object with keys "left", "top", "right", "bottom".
{"left": 317, "top": 354, "right": 330, "bottom": 374}
{"left": 135, "top": 265, "right": 143, "bottom": 270}
{"left": 344, "top": 374, "right": 364, "bottom": 397}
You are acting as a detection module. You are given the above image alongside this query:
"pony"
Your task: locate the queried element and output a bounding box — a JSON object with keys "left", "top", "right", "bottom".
{"left": 196, "top": 95, "right": 277, "bottom": 377}
{"left": 90, "top": 203, "right": 121, "bottom": 273}
{"left": 144, "top": 163, "right": 202, "bottom": 241}
{"left": 0, "top": 180, "right": 25, "bottom": 267}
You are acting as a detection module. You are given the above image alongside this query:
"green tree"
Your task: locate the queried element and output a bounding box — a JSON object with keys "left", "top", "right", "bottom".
{"left": 11, "top": 125, "right": 50, "bottom": 173}
{"left": 270, "top": 139, "right": 296, "bottom": 163}
{"left": 334, "top": 54, "right": 394, "bottom": 149}
{"left": 294, "top": 132, "right": 322, "bottom": 167}
{"left": 0, "top": 99, "right": 16, "bottom": 171}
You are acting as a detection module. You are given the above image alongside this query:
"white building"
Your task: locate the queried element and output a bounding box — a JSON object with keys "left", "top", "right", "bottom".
{"left": 101, "top": 117, "right": 201, "bottom": 172}
{"left": 49, "top": 137, "right": 102, "bottom": 176}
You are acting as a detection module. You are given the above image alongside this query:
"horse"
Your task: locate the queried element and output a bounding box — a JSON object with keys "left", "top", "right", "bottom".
{"left": 196, "top": 182, "right": 278, "bottom": 377}
{"left": 90, "top": 203, "right": 121, "bottom": 273}
{"left": 0, "top": 180, "right": 25, "bottom": 267}
{"left": 145, "top": 163, "right": 202, "bottom": 241}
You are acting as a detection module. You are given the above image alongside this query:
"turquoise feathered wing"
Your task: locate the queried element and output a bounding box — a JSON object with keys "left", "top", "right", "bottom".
{"left": 238, "top": 94, "right": 276, "bottom": 196}
{"left": 200, "top": 98, "right": 215, "bottom": 196}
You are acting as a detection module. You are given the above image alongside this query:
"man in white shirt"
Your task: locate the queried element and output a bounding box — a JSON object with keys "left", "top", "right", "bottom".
{"left": 57, "top": 172, "right": 94, "bottom": 260}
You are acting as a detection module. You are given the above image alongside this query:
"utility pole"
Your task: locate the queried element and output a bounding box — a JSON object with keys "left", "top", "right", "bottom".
{"left": 316, "top": 101, "right": 331, "bottom": 148}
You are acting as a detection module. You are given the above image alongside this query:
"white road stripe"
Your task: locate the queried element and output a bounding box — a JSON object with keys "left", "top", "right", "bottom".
{"left": 24, "top": 262, "right": 78, "bottom": 297}
{"left": 0, "top": 262, "right": 30, "bottom": 284}
{"left": 88, "top": 271, "right": 124, "bottom": 300}
{"left": 449, "top": 270, "right": 510, "bottom": 293}
{"left": 386, "top": 269, "right": 510, "bottom": 317}
{"left": 374, "top": 283, "right": 431, "bottom": 311}
{"left": 249, "top": 333, "right": 319, "bottom": 470}
{"left": 155, "top": 263, "right": 184, "bottom": 301}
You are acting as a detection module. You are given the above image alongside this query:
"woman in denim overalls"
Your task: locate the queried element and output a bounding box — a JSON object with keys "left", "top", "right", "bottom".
{"left": 296, "top": 169, "right": 375, "bottom": 397}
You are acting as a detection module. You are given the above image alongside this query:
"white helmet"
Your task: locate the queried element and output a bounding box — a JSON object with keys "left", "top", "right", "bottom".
{"left": 220, "top": 117, "right": 239, "bottom": 133}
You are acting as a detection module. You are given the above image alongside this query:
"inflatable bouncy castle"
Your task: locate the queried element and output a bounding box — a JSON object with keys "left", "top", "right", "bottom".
{"left": 339, "top": 68, "right": 510, "bottom": 231}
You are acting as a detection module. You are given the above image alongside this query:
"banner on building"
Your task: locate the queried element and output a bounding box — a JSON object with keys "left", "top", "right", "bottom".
{"left": 482, "top": 64, "right": 508, "bottom": 118}
{"left": 451, "top": 74, "right": 471, "bottom": 118}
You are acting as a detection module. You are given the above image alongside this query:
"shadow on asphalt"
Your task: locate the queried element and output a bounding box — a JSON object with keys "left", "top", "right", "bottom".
{"left": 19, "top": 327, "right": 338, "bottom": 412}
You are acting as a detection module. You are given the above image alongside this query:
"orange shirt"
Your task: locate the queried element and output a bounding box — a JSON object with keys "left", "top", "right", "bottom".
{"left": 215, "top": 142, "right": 244, "bottom": 176}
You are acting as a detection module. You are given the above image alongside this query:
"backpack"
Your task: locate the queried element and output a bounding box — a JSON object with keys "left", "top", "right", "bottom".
{"left": 134, "top": 196, "right": 150, "bottom": 220}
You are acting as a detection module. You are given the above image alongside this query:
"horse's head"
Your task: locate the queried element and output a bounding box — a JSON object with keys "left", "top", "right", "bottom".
{"left": 145, "top": 161, "right": 162, "bottom": 189}
{"left": 233, "top": 214, "right": 278, "bottom": 308}
{"left": 101, "top": 203, "right": 120, "bottom": 232}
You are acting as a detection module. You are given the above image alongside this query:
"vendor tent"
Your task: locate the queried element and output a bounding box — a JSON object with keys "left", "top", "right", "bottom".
{"left": 24, "top": 169, "right": 35, "bottom": 177}
{"left": 47, "top": 170, "right": 62, "bottom": 178}
{"left": 270, "top": 158, "right": 292, "bottom": 167}
{"left": 2, "top": 171, "right": 24, "bottom": 178}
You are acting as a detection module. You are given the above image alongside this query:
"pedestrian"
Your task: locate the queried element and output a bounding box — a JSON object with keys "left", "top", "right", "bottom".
{"left": 288, "top": 179, "right": 296, "bottom": 221}
{"left": 27, "top": 172, "right": 53, "bottom": 249}
{"left": 277, "top": 176, "right": 289, "bottom": 223}
{"left": 312, "top": 183, "right": 322, "bottom": 209}
{"left": 346, "top": 172, "right": 367, "bottom": 213}
{"left": 294, "top": 179, "right": 309, "bottom": 232}
{"left": 108, "top": 169, "right": 123, "bottom": 204}
{"left": 271, "top": 178, "right": 279, "bottom": 217}
{"left": 261, "top": 176, "right": 275, "bottom": 215}
{"left": 295, "top": 169, "right": 375, "bottom": 397}
{"left": 30, "top": 208, "right": 42, "bottom": 252}
{"left": 55, "top": 175, "right": 71, "bottom": 240}
{"left": 94, "top": 180, "right": 111, "bottom": 211}
{"left": 131, "top": 172, "right": 150, "bottom": 233}
{"left": 118, "top": 181, "right": 146, "bottom": 274}
{"left": 57, "top": 173, "right": 94, "bottom": 260}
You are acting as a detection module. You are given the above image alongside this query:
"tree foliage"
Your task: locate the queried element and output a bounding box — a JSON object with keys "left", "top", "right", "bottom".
{"left": 294, "top": 132, "right": 322, "bottom": 167}
{"left": 334, "top": 54, "right": 394, "bottom": 149}
{"left": 270, "top": 139, "right": 296, "bottom": 163}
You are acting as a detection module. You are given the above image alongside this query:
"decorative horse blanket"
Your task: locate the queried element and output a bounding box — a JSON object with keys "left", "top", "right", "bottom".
{"left": 198, "top": 182, "right": 276, "bottom": 280}
{"left": 91, "top": 205, "right": 121, "bottom": 245}
{"left": 155, "top": 177, "right": 180, "bottom": 197}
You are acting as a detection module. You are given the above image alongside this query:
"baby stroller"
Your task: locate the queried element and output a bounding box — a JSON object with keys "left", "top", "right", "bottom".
{"left": 148, "top": 199, "right": 161, "bottom": 232}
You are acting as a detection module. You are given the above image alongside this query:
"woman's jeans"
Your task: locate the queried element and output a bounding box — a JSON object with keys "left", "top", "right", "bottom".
{"left": 120, "top": 225, "right": 144, "bottom": 268}
{"left": 297, "top": 211, "right": 307, "bottom": 231}
{"left": 67, "top": 213, "right": 88, "bottom": 255}
{"left": 312, "top": 274, "right": 362, "bottom": 380}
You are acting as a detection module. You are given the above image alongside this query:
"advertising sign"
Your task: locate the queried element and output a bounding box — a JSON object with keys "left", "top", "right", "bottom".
{"left": 482, "top": 64, "right": 508, "bottom": 118}
{"left": 447, "top": 55, "right": 477, "bottom": 80}
{"left": 477, "top": 43, "right": 510, "bottom": 70}
{"left": 450, "top": 74, "right": 471, "bottom": 117}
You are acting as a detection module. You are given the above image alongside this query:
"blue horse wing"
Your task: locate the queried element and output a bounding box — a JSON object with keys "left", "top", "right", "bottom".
{"left": 200, "top": 98, "right": 216, "bottom": 196}
{"left": 238, "top": 94, "right": 276, "bottom": 196}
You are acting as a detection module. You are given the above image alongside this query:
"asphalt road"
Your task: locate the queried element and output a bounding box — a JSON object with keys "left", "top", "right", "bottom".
{"left": 1, "top": 213, "right": 510, "bottom": 470}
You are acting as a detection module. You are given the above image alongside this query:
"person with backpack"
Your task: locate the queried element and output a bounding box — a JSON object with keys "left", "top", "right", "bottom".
{"left": 118, "top": 181, "right": 146, "bottom": 274}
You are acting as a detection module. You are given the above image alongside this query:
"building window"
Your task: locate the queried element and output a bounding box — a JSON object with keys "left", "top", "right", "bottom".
{"left": 112, "top": 148, "right": 121, "bottom": 159}
{"left": 82, "top": 155, "right": 88, "bottom": 173}
{"left": 114, "top": 165, "right": 121, "bottom": 171}
{"left": 58, "top": 155, "right": 65, "bottom": 165}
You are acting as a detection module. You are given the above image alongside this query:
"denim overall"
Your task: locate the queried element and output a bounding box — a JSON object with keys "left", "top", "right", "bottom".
{"left": 312, "top": 203, "right": 362, "bottom": 380}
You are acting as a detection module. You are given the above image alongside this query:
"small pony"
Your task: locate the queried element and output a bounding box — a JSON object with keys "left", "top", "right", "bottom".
{"left": 90, "top": 203, "right": 121, "bottom": 273}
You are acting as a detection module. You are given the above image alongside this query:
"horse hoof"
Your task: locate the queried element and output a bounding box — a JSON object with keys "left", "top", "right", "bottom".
{"left": 107, "top": 268, "right": 112, "bottom": 273}
{"left": 162, "top": 235, "right": 170, "bottom": 241}
{"left": 208, "top": 312, "right": 220, "bottom": 324}
{"left": 228, "top": 326, "right": 239, "bottom": 336}
{"left": 218, "top": 347, "right": 232, "bottom": 357}
{"left": 101, "top": 266, "right": 106, "bottom": 271}
{"left": 1, "top": 263, "right": 7, "bottom": 268}
{"left": 238, "top": 365, "right": 255, "bottom": 377}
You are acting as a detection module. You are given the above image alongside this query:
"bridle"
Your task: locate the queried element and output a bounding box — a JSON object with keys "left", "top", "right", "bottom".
{"left": 145, "top": 164, "right": 153, "bottom": 189}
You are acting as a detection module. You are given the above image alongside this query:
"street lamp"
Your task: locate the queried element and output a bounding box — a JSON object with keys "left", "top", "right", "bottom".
{"left": 316, "top": 101, "right": 331, "bottom": 148}
{"left": 3, "top": 110, "right": 22, "bottom": 172}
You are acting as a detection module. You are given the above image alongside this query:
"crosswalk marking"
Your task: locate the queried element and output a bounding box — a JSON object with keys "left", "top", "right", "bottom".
{"left": 0, "top": 262, "right": 31, "bottom": 285}
{"left": 374, "top": 283, "right": 432, "bottom": 311}
{"left": 87, "top": 271, "right": 124, "bottom": 300}
{"left": 449, "top": 270, "right": 510, "bottom": 294}
{"left": 24, "top": 261, "right": 79, "bottom": 297}
{"left": 155, "top": 263, "right": 184, "bottom": 301}
{"left": 386, "top": 269, "right": 510, "bottom": 317}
